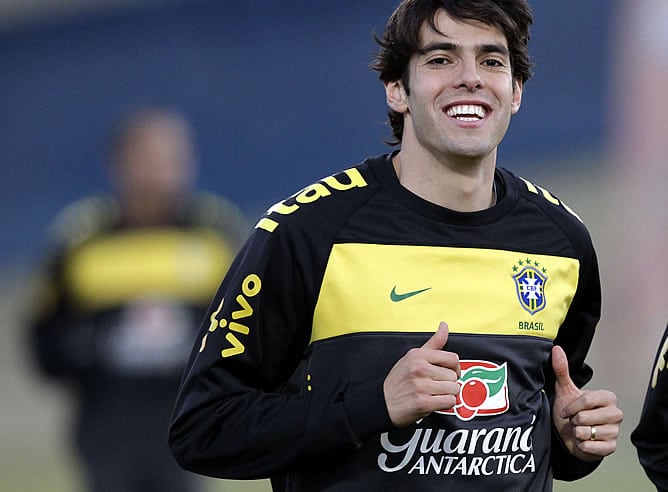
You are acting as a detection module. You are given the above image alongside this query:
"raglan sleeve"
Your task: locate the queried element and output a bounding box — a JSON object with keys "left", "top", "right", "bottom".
{"left": 547, "top": 234, "right": 603, "bottom": 480}
{"left": 631, "top": 324, "right": 668, "bottom": 490}
{"left": 27, "top": 252, "right": 72, "bottom": 378}
{"left": 168, "top": 219, "right": 390, "bottom": 479}
{"left": 27, "top": 237, "right": 96, "bottom": 380}
{"left": 26, "top": 197, "right": 116, "bottom": 380}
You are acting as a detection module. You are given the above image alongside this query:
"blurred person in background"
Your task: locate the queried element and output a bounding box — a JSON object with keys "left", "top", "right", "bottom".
{"left": 26, "top": 107, "right": 249, "bottom": 492}
{"left": 632, "top": 323, "right": 668, "bottom": 491}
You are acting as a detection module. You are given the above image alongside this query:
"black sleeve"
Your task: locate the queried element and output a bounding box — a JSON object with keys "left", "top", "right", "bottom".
{"left": 26, "top": 196, "right": 115, "bottom": 380}
{"left": 27, "top": 251, "right": 97, "bottom": 380}
{"left": 546, "top": 239, "right": 603, "bottom": 480}
{"left": 631, "top": 324, "right": 668, "bottom": 491}
{"left": 168, "top": 224, "right": 393, "bottom": 480}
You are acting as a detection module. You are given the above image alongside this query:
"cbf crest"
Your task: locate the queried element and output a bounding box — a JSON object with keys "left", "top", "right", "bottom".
{"left": 512, "top": 259, "right": 548, "bottom": 315}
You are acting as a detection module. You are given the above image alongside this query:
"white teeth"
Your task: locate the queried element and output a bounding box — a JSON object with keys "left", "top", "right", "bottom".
{"left": 446, "top": 104, "right": 486, "bottom": 120}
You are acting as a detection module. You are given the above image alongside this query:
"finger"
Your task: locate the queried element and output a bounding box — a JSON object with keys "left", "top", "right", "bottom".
{"left": 424, "top": 322, "right": 461, "bottom": 378}
{"left": 573, "top": 423, "right": 620, "bottom": 443}
{"left": 426, "top": 351, "right": 461, "bottom": 376}
{"left": 568, "top": 407, "right": 622, "bottom": 428}
{"left": 552, "top": 345, "right": 575, "bottom": 387}
{"left": 562, "top": 392, "right": 624, "bottom": 424}
{"left": 575, "top": 439, "right": 618, "bottom": 459}
{"left": 573, "top": 426, "right": 619, "bottom": 458}
{"left": 425, "top": 379, "right": 461, "bottom": 397}
{"left": 552, "top": 345, "right": 581, "bottom": 396}
{"left": 423, "top": 363, "right": 461, "bottom": 384}
{"left": 552, "top": 345, "right": 585, "bottom": 419}
{"left": 429, "top": 394, "right": 459, "bottom": 412}
{"left": 422, "top": 321, "right": 449, "bottom": 351}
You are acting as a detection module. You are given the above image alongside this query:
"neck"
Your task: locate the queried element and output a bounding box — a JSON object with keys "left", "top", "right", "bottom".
{"left": 121, "top": 197, "right": 181, "bottom": 226}
{"left": 392, "top": 148, "right": 497, "bottom": 212}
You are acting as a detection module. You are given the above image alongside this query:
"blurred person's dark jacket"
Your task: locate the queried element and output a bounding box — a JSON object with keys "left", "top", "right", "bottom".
{"left": 27, "top": 191, "right": 248, "bottom": 491}
{"left": 632, "top": 324, "right": 668, "bottom": 492}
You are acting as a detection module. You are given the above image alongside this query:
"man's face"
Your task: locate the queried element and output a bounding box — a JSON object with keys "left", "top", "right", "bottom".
{"left": 386, "top": 9, "right": 523, "bottom": 164}
{"left": 115, "top": 118, "right": 196, "bottom": 206}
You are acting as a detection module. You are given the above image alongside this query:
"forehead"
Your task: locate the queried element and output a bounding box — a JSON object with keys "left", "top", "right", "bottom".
{"left": 419, "top": 9, "right": 508, "bottom": 49}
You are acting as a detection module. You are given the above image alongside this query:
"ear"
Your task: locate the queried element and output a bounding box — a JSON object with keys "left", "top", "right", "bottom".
{"left": 511, "top": 77, "right": 523, "bottom": 114}
{"left": 385, "top": 79, "right": 409, "bottom": 114}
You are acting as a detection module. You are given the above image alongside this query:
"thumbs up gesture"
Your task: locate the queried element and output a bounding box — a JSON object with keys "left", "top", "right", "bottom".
{"left": 552, "top": 345, "right": 623, "bottom": 460}
{"left": 384, "top": 322, "right": 461, "bottom": 427}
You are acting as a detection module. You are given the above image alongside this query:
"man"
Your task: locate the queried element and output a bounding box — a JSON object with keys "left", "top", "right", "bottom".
{"left": 632, "top": 324, "right": 668, "bottom": 491}
{"left": 169, "top": 1, "right": 623, "bottom": 490}
{"left": 28, "top": 107, "right": 248, "bottom": 492}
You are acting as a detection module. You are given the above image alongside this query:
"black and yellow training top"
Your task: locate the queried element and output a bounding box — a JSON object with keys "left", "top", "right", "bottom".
{"left": 632, "top": 324, "right": 668, "bottom": 491}
{"left": 28, "top": 192, "right": 248, "bottom": 455}
{"left": 169, "top": 154, "right": 602, "bottom": 491}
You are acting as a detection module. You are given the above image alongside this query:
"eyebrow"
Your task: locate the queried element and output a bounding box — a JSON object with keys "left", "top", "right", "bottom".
{"left": 420, "top": 41, "right": 509, "bottom": 57}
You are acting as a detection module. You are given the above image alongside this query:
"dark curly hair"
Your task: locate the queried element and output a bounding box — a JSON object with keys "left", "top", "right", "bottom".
{"left": 371, "top": 0, "right": 534, "bottom": 145}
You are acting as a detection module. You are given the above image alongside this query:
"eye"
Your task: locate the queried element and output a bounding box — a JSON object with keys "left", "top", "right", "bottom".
{"left": 428, "top": 56, "right": 450, "bottom": 66}
{"left": 482, "top": 59, "right": 505, "bottom": 68}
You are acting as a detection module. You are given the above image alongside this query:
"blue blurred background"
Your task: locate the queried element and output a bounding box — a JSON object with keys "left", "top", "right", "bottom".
{"left": 1, "top": 1, "right": 665, "bottom": 491}
{"left": 0, "top": 0, "right": 613, "bottom": 265}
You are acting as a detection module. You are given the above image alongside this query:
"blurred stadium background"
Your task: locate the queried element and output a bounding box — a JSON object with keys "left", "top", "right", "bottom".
{"left": 1, "top": 0, "right": 665, "bottom": 490}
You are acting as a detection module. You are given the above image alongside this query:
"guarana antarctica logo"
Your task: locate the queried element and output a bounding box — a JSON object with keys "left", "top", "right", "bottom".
{"left": 436, "top": 360, "right": 509, "bottom": 421}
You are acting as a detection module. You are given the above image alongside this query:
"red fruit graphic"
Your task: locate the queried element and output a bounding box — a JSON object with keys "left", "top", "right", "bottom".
{"left": 434, "top": 360, "right": 509, "bottom": 420}
{"left": 460, "top": 378, "right": 488, "bottom": 408}
{"left": 455, "top": 405, "right": 475, "bottom": 420}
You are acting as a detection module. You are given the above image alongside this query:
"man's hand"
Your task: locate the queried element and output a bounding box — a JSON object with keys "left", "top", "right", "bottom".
{"left": 384, "top": 322, "right": 461, "bottom": 427}
{"left": 552, "top": 345, "right": 623, "bottom": 461}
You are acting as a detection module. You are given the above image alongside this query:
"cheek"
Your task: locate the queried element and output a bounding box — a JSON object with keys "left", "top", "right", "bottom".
{"left": 405, "top": 81, "right": 441, "bottom": 113}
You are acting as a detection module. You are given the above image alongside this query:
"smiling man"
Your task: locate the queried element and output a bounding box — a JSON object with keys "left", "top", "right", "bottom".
{"left": 169, "top": 1, "right": 623, "bottom": 490}
{"left": 384, "top": 9, "right": 522, "bottom": 212}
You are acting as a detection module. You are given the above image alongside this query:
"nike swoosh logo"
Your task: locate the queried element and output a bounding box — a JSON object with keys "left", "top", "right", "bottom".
{"left": 390, "top": 286, "right": 432, "bottom": 302}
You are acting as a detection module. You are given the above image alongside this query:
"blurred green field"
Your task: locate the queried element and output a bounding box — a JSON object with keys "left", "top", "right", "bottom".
{"left": 0, "top": 432, "right": 652, "bottom": 492}
{"left": 1, "top": 160, "right": 661, "bottom": 492}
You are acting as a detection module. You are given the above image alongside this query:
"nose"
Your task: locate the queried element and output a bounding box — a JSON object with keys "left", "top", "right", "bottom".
{"left": 454, "top": 57, "right": 483, "bottom": 90}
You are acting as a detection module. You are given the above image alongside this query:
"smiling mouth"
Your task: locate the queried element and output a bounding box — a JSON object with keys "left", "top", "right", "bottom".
{"left": 446, "top": 104, "right": 487, "bottom": 122}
